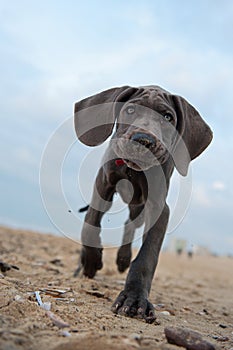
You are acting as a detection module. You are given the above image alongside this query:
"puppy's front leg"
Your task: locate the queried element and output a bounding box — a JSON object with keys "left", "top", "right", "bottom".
{"left": 75, "top": 167, "right": 115, "bottom": 278}
{"left": 112, "top": 203, "right": 169, "bottom": 322}
{"left": 116, "top": 204, "right": 144, "bottom": 273}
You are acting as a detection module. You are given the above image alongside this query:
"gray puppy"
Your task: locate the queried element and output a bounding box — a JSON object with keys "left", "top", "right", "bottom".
{"left": 74, "top": 85, "right": 213, "bottom": 322}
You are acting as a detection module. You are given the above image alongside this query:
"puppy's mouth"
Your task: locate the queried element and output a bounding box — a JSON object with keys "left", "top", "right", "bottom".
{"left": 123, "top": 159, "right": 148, "bottom": 171}
{"left": 122, "top": 153, "right": 168, "bottom": 171}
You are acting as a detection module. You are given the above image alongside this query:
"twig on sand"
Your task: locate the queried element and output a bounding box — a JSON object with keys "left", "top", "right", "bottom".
{"left": 46, "top": 311, "right": 70, "bottom": 328}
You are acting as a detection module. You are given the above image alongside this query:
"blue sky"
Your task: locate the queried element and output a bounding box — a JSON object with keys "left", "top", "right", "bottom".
{"left": 0, "top": 0, "right": 233, "bottom": 254}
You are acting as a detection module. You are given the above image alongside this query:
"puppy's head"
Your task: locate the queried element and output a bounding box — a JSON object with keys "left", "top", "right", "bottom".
{"left": 112, "top": 89, "right": 178, "bottom": 171}
{"left": 74, "top": 86, "right": 213, "bottom": 175}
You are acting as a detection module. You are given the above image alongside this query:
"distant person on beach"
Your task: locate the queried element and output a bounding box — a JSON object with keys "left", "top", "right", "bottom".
{"left": 175, "top": 239, "right": 186, "bottom": 256}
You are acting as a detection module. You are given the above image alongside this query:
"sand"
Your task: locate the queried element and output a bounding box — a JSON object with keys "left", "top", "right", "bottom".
{"left": 0, "top": 226, "right": 232, "bottom": 350}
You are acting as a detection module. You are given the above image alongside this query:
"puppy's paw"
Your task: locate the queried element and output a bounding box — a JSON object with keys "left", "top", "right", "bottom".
{"left": 116, "top": 245, "right": 132, "bottom": 272}
{"left": 111, "top": 290, "right": 156, "bottom": 323}
{"left": 74, "top": 246, "right": 103, "bottom": 278}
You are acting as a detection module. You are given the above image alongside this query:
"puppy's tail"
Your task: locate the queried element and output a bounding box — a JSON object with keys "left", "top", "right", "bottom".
{"left": 78, "top": 204, "right": 89, "bottom": 213}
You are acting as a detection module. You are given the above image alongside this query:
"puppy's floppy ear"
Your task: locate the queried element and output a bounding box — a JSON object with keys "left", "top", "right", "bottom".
{"left": 74, "top": 86, "right": 137, "bottom": 146}
{"left": 172, "top": 95, "right": 213, "bottom": 176}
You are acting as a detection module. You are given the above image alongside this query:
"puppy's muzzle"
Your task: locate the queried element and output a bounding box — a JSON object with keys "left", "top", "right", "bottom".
{"left": 115, "top": 131, "right": 167, "bottom": 171}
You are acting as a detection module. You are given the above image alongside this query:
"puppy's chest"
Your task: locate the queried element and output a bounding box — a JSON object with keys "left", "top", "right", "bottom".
{"left": 108, "top": 166, "right": 148, "bottom": 204}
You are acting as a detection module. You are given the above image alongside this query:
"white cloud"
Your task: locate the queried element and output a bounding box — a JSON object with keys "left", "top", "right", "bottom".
{"left": 192, "top": 185, "right": 211, "bottom": 208}
{"left": 14, "top": 147, "right": 37, "bottom": 166}
{"left": 212, "top": 181, "right": 226, "bottom": 191}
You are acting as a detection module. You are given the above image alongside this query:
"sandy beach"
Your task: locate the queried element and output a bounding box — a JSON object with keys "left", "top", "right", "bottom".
{"left": 0, "top": 226, "right": 232, "bottom": 349}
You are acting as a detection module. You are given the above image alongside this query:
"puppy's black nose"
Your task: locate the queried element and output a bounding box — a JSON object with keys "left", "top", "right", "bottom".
{"left": 131, "top": 133, "right": 155, "bottom": 148}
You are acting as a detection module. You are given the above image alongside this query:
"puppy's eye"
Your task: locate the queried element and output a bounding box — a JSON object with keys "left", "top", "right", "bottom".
{"left": 126, "top": 106, "right": 135, "bottom": 114}
{"left": 163, "top": 112, "right": 173, "bottom": 122}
